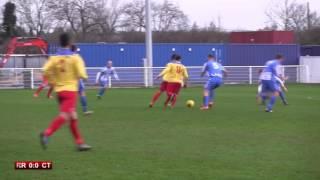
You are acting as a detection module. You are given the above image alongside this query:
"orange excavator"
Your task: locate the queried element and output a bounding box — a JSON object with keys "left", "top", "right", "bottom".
{"left": 0, "top": 37, "right": 48, "bottom": 68}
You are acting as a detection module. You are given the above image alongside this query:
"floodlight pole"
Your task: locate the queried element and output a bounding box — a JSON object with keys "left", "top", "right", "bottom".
{"left": 145, "top": 0, "right": 153, "bottom": 87}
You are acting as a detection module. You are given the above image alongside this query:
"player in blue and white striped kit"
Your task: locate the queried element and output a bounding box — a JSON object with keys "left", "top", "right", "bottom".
{"left": 260, "top": 54, "right": 285, "bottom": 112}
{"left": 200, "top": 54, "right": 227, "bottom": 110}
{"left": 96, "top": 60, "right": 119, "bottom": 99}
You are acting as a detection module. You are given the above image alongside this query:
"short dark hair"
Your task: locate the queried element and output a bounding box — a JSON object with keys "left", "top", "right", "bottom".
{"left": 171, "top": 54, "right": 178, "bottom": 60}
{"left": 275, "top": 54, "right": 284, "bottom": 59}
{"left": 59, "top": 33, "right": 71, "bottom": 47}
{"left": 175, "top": 54, "right": 181, "bottom": 61}
{"left": 70, "top": 44, "right": 77, "bottom": 52}
{"left": 208, "top": 54, "right": 215, "bottom": 59}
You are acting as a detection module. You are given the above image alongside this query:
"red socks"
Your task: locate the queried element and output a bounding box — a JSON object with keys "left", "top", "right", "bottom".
{"left": 44, "top": 116, "right": 84, "bottom": 145}
{"left": 35, "top": 85, "right": 45, "bottom": 95}
{"left": 151, "top": 91, "right": 162, "bottom": 104}
{"left": 44, "top": 116, "right": 66, "bottom": 136}
{"left": 70, "top": 119, "right": 84, "bottom": 145}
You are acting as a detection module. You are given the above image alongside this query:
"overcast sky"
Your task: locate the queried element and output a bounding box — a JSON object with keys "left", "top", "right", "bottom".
{"left": 1, "top": 0, "right": 319, "bottom": 30}
{"left": 168, "top": 0, "right": 320, "bottom": 30}
{"left": 171, "top": 0, "right": 320, "bottom": 30}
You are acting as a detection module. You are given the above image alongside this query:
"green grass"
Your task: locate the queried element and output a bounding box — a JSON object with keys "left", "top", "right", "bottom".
{"left": 1, "top": 84, "right": 320, "bottom": 180}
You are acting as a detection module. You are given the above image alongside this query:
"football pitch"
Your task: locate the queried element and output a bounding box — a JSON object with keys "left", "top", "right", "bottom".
{"left": 1, "top": 85, "right": 320, "bottom": 180}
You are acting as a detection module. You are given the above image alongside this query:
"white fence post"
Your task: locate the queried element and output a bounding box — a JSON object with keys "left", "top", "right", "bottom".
{"left": 249, "top": 66, "right": 253, "bottom": 85}
{"left": 30, "top": 68, "right": 34, "bottom": 89}
{"left": 143, "top": 58, "right": 148, "bottom": 87}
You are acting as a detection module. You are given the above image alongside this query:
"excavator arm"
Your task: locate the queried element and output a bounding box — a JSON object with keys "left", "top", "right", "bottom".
{"left": 0, "top": 37, "right": 48, "bottom": 67}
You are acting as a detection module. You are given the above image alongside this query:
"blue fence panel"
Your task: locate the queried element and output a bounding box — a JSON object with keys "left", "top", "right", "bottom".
{"left": 225, "top": 44, "right": 300, "bottom": 66}
{"left": 76, "top": 43, "right": 145, "bottom": 67}
{"left": 49, "top": 43, "right": 225, "bottom": 67}
{"left": 153, "top": 43, "right": 225, "bottom": 66}
{"left": 48, "top": 43, "right": 299, "bottom": 67}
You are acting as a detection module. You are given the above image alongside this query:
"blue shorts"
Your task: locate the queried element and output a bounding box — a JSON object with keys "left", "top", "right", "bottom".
{"left": 262, "top": 80, "right": 277, "bottom": 93}
{"left": 99, "top": 80, "right": 108, "bottom": 88}
{"left": 78, "top": 80, "right": 85, "bottom": 93}
{"left": 204, "top": 79, "right": 222, "bottom": 91}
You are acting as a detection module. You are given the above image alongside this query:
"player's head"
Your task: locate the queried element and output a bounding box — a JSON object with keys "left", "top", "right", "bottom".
{"left": 171, "top": 54, "right": 178, "bottom": 61}
{"left": 258, "top": 69, "right": 263, "bottom": 74}
{"left": 208, "top": 54, "right": 216, "bottom": 61}
{"left": 107, "top": 60, "right": 113, "bottom": 67}
{"left": 275, "top": 54, "right": 284, "bottom": 62}
{"left": 70, "top": 44, "right": 80, "bottom": 53}
{"left": 59, "top": 33, "right": 72, "bottom": 48}
{"left": 174, "top": 54, "right": 182, "bottom": 62}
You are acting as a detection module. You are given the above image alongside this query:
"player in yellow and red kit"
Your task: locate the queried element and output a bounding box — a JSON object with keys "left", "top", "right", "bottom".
{"left": 156, "top": 54, "right": 188, "bottom": 108}
{"left": 39, "top": 33, "right": 91, "bottom": 151}
{"left": 149, "top": 54, "right": 178, "bottom": 108}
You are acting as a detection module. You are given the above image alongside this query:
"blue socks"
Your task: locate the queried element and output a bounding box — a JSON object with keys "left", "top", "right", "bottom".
{"left": 267, "top": 95, "right": 276, "bottom": 111}
{"left": 98, "top": 88, "right": 106, "bottom": 97}
{"left": 203, "top": 96, "right": 209, "bottom": 107}
{"left": 209, "top": 90, "right": 215, "bottom": 102}
{"left": 80, "top": 95, "right": 88, "bottom": 112}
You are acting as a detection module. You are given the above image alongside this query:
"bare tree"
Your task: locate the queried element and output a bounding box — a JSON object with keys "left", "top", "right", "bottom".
{"left": 92, "top": 0, "right": 122, "bottom": 34}
{"left": 13, "top": 0, "right": 56, "bottom": 36}
{"left": 120, "top": 0, "right": 189, "bottom": 32}
{"left": 152, "top": 0, "right": 189, "bottom": 31}
{"left": 120, "top": 0, "right": 146, "bottom": 32}
{"left": 266, "top": 0, "right": 320, "bottom": 31}
{"left": 48, "top": 0, "right": 100, "bottom": 40}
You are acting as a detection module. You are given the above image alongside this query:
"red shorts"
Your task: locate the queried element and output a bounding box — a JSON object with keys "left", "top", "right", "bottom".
{"left": 166, "top": 82, "right": 182, "bottom": 95}
{"left": 159, "top": 81, "right": 168, "bottom": 92}
{"left": 57, "top": 91, "right": 77, "bottom": 113}
{"left": 42, "top": 76, "right": 48, "bottom": 86}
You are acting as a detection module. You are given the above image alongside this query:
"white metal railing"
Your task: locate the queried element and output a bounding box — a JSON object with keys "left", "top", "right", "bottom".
{"left": 0, "top": 65, "right": 309, "bottom": 89}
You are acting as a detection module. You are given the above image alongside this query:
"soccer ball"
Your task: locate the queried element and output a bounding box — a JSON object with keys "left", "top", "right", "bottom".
{"left": 186, "top": 100, "right": 195, "bottom": 108}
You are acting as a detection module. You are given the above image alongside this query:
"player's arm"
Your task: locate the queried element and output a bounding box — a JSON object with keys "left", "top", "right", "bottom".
{"left": 157, "top": 64, "right": 170, "bottom": 79}
{"left": 95, "top": 72, "right": 101, "bottom": 84}
{"left": 222, "top": 69, "right": 228, "bottom": 78}
{"left": 221, "top": 65, "right": 228, "bottom": 78}
{"left": 200, "top": 63, "right": 207, "bottom": 77}
{"left": 183, "top": 66, "right": 189, "bottom": 88}
{"left": 112, "top": 68, "right": 120, "bottom": 80}
{"left": 75, "top": 56, "right": 88, "bottom": 80}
